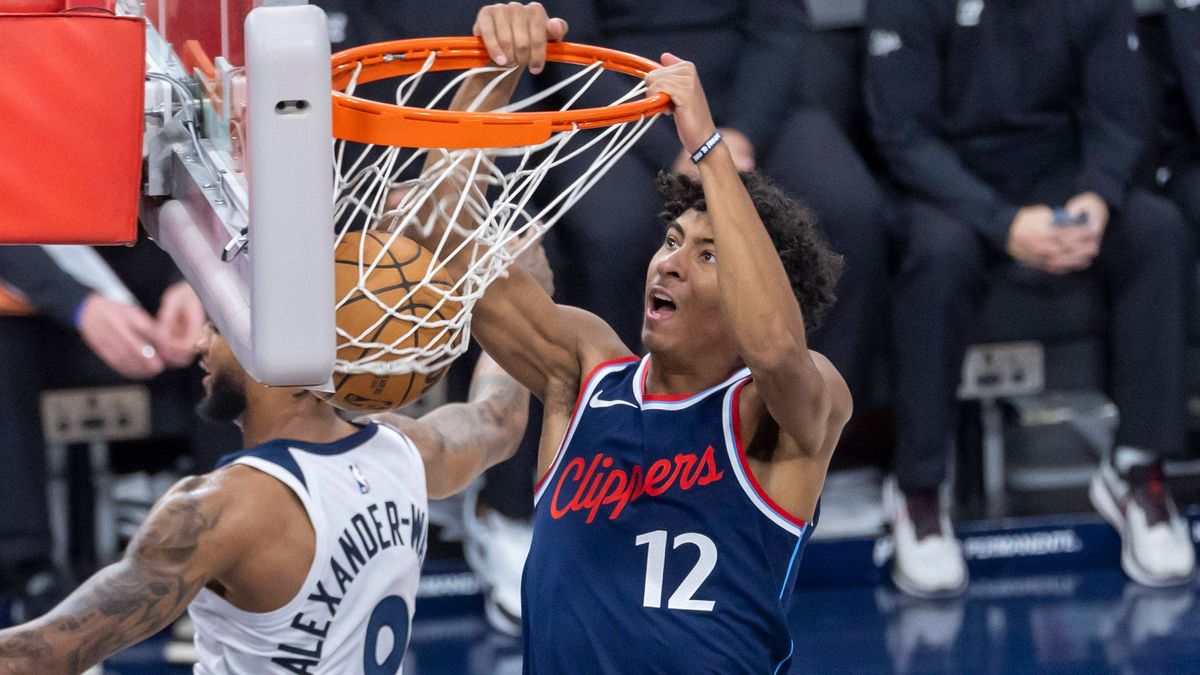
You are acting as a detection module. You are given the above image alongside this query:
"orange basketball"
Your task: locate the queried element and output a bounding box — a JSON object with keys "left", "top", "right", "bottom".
{"left": 320, "top": 231, "right": 459, "bottom": 413}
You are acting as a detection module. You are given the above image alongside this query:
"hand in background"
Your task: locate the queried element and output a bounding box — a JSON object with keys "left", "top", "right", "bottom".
{"left": 155, "top": 281, "right": 206, "bottom": 368}
{"left": 77, "top": 294, "right": 166, "bottom": 380}
{"left": 1006, "top": 204, "right": 1102, "bottom": 274}
{"left": 671, "top": 127, "right": 756, "bottom": 178}
{"left": 1065, "top": 191, "right": 1110, "bottom": 233}
{"left": 1045, "top": 192, "right": 1107, "bottom": 273}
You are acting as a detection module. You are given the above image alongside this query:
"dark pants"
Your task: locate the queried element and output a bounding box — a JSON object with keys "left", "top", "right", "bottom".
{"left": 1163, "top": 162, "right": 1200, "bottom": 228}
{"left": 891, "top": 178, "right": 1191, "bottom": 492}
{"left": 0, "top": 316, "right": 235, "bottom": 564}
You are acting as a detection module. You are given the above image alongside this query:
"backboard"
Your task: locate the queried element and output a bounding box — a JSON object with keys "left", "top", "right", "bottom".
{"left": 130, "top": 0, "right": 335, "bottom": 387}
{"left": 99, "top": 0, "right": 661, "bottom": 389}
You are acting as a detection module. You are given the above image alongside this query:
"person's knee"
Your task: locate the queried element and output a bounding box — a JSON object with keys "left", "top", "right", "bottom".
{"left": 1118, "top": 189, "right": 1193, "bottom": 264}
{"left": 813, "top": 186, "right": 888, "bottom": 265}
{"left": 899, "top": 204, "right": 985, "bottom": 282}
{"left": 1165, "top": 164, "right": 1200, "bottom": 226}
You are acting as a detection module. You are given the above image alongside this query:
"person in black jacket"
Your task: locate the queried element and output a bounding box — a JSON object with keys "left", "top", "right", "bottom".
{"left": 866, "top": 0, "right": 1194, "bottom": 595}
{"left": 0, "top": 240, "right": 235, "bottom": 619}
{"left": 1155, "top": 1, "right": 1200, "bottom": 227}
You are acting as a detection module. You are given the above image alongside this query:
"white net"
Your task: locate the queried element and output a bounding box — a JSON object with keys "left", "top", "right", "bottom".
{"left": 332, "top": 50, "right": 662, "bottom": 376}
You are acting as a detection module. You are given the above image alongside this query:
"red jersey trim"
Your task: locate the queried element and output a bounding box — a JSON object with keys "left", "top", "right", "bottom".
{"left": 730, "top": 379, "right": 809, "bottom": 531}
{"left": 637, "top": 355, "right": 751, "bottom": 405}
{"left": 639, "top": 360, "right": 695, "bottom": 402}
{"left": 533, "top": 355, "right": 640, "bottom": 499}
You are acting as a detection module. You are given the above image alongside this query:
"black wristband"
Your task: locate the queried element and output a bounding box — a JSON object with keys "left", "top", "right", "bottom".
{"left": 689, "top": 130, "right": 723, "bottom": 165}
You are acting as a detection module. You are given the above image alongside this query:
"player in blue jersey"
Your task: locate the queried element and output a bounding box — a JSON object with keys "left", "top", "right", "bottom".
{"left": 439, "top": 4, "right": 853, "bottom": 672}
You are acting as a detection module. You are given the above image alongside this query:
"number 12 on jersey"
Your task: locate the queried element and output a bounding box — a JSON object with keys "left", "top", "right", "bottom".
{"left": 635, "top": 530, "right": 717, "bottom": 612}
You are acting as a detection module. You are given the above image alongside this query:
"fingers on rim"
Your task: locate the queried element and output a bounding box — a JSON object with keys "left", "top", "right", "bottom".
{"left": 493, "top": 7, "right": 517, "bottom": 66}
{"left": 548, "top": 17, "right": 569, "bottom": 40}
{"left": 475, "top": 11, "right": 506, "bottom": 64}
{"left": 527, "top": 12, "right": 549, "bottom": 73}
{"left": 510, "top": 9, "right": 533, "bottom": 68}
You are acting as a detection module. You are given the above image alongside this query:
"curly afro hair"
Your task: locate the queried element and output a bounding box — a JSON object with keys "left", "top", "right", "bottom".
{"left": 655, "top": 171, "right": 843, "bottom": 331}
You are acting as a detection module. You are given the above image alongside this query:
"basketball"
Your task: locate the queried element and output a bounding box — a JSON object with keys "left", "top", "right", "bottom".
{"left": 320, "top": 231, "right": 459, "bottom": 413}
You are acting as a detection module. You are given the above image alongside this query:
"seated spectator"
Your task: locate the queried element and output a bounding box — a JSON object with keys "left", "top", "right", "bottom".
{"left": 1146, "top": 1, "right": 1200, "bottom": 228}
{"left": 865, "top": 0, "right": 1194, "bottom": 595}
{"left": 0, "top": 239, "right": 235, "bottom": 619}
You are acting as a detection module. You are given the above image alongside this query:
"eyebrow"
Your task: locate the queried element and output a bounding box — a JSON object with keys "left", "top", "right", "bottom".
{"left": 667, "top": 221, "right": 715, "bottom": 245}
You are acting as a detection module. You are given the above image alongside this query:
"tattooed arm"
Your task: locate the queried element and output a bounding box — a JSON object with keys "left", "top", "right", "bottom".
{"left": 0, "top": 473, "right": 242, "bottom": 674}
{"left": 376, "top": 350, "right": 530, "bottom": 500}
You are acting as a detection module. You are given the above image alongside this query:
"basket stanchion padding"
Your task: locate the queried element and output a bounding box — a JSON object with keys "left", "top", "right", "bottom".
{"left": 0, "top": 9, "right": 143, "bottom": 244}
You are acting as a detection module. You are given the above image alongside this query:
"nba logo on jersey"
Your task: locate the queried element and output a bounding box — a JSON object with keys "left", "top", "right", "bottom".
{"left": 350, "top": 462, "right": 371, "bottom": 494}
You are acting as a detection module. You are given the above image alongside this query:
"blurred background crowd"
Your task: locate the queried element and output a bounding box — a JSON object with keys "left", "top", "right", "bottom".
{"left": 1, "top": 0, "right": 1198, "bottom": 646}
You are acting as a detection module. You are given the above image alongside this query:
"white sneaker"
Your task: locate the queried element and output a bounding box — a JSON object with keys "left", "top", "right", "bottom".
{"left": 1090, "top": 461, "right": 1195, "bottom": 587}
{"left": 462, "top": 484, "right": 532, "bottom": 636}
{"left": 883, "top": 477, "right": 968, "bottom": 598}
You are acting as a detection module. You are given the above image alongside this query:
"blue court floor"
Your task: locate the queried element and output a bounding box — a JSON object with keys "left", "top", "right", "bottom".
{"left": 8, "top": 512, "right": 1200, "bottom": 673}
{"left": 73, "top": 567, "right": 1200, "bottom": 674}
{"left": 395, "top": 567, "right": 1200, "bottom": 675}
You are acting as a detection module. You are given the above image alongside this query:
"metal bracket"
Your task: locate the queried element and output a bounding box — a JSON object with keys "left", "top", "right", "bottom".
{"left": 958, "top": 341, "right": 1045, "bottom": 401}
{"left": 222, "top": 230, "right": 250, "bottom": 261}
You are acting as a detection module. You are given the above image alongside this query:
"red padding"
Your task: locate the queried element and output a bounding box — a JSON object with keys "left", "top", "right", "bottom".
{"left": 0, "top": 13, "right": 143, "bottom": 244}
{"left": 0, "top": 2, "right": 64, "bottom": 12}
{"left": 64, "top": 1, "right": 117, "bottom": 12}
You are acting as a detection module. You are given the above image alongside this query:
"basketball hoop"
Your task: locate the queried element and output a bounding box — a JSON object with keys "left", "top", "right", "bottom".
{"left": 331, "top": 38, "right": 669, "bottom": 148}
{"left": 329, "top": 37, "right": 669, "bottom": 379}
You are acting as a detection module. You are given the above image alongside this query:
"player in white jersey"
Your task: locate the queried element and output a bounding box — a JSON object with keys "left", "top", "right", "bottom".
{"left": 187, "top": 420, "right": 431, "bottom": 674}
{"left": 0, "top": 272, "right": 540, "bottom": 674}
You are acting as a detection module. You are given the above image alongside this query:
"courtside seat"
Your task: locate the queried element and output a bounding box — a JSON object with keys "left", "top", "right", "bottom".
{"left": 977, "top": 269, "right": 1107, "bottom": 392}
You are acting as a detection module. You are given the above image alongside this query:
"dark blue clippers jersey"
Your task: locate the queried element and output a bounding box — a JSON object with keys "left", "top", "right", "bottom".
{"left": 523, "top": 356, "right": 816, "bottom": 674}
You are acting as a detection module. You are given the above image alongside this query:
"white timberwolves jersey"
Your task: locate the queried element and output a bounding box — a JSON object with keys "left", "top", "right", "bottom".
{"left": 189, "top": 423, "right": 428, "bottom": 675}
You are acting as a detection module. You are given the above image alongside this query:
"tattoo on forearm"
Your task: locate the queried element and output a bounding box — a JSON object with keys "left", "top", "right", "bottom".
{"left": 448, "top": 368, "right": 527, "bottom": 464}
{"left": 469, "top": 372, "right": 523, "bottom": 407}
{"left": 0, "top": 632, "right": 51, "bottom": 661}
{"left": 0, "top": 477, "right": 222, "bottom": 674}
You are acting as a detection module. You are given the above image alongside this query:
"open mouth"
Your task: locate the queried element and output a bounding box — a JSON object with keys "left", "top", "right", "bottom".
{"left": 647, "top": 291, "right": 677, "bottom": 319}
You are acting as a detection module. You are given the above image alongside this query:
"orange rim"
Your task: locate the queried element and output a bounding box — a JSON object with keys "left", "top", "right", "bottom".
{"left": 331, "top": 37, "right": 671, "bottom": 149}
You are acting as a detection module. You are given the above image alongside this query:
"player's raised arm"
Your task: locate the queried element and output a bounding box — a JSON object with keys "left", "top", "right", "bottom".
{"left": 407, "top": 2, "right": 628, "bottom": 406}
{"left": 376, "top": 350, "right": 529, "bottom": 500}
{"left": 645, "top": 55, "right": 851, "bottom": 456}
{"left": 0, "top": 473, "right": 251, "bottom": 675}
